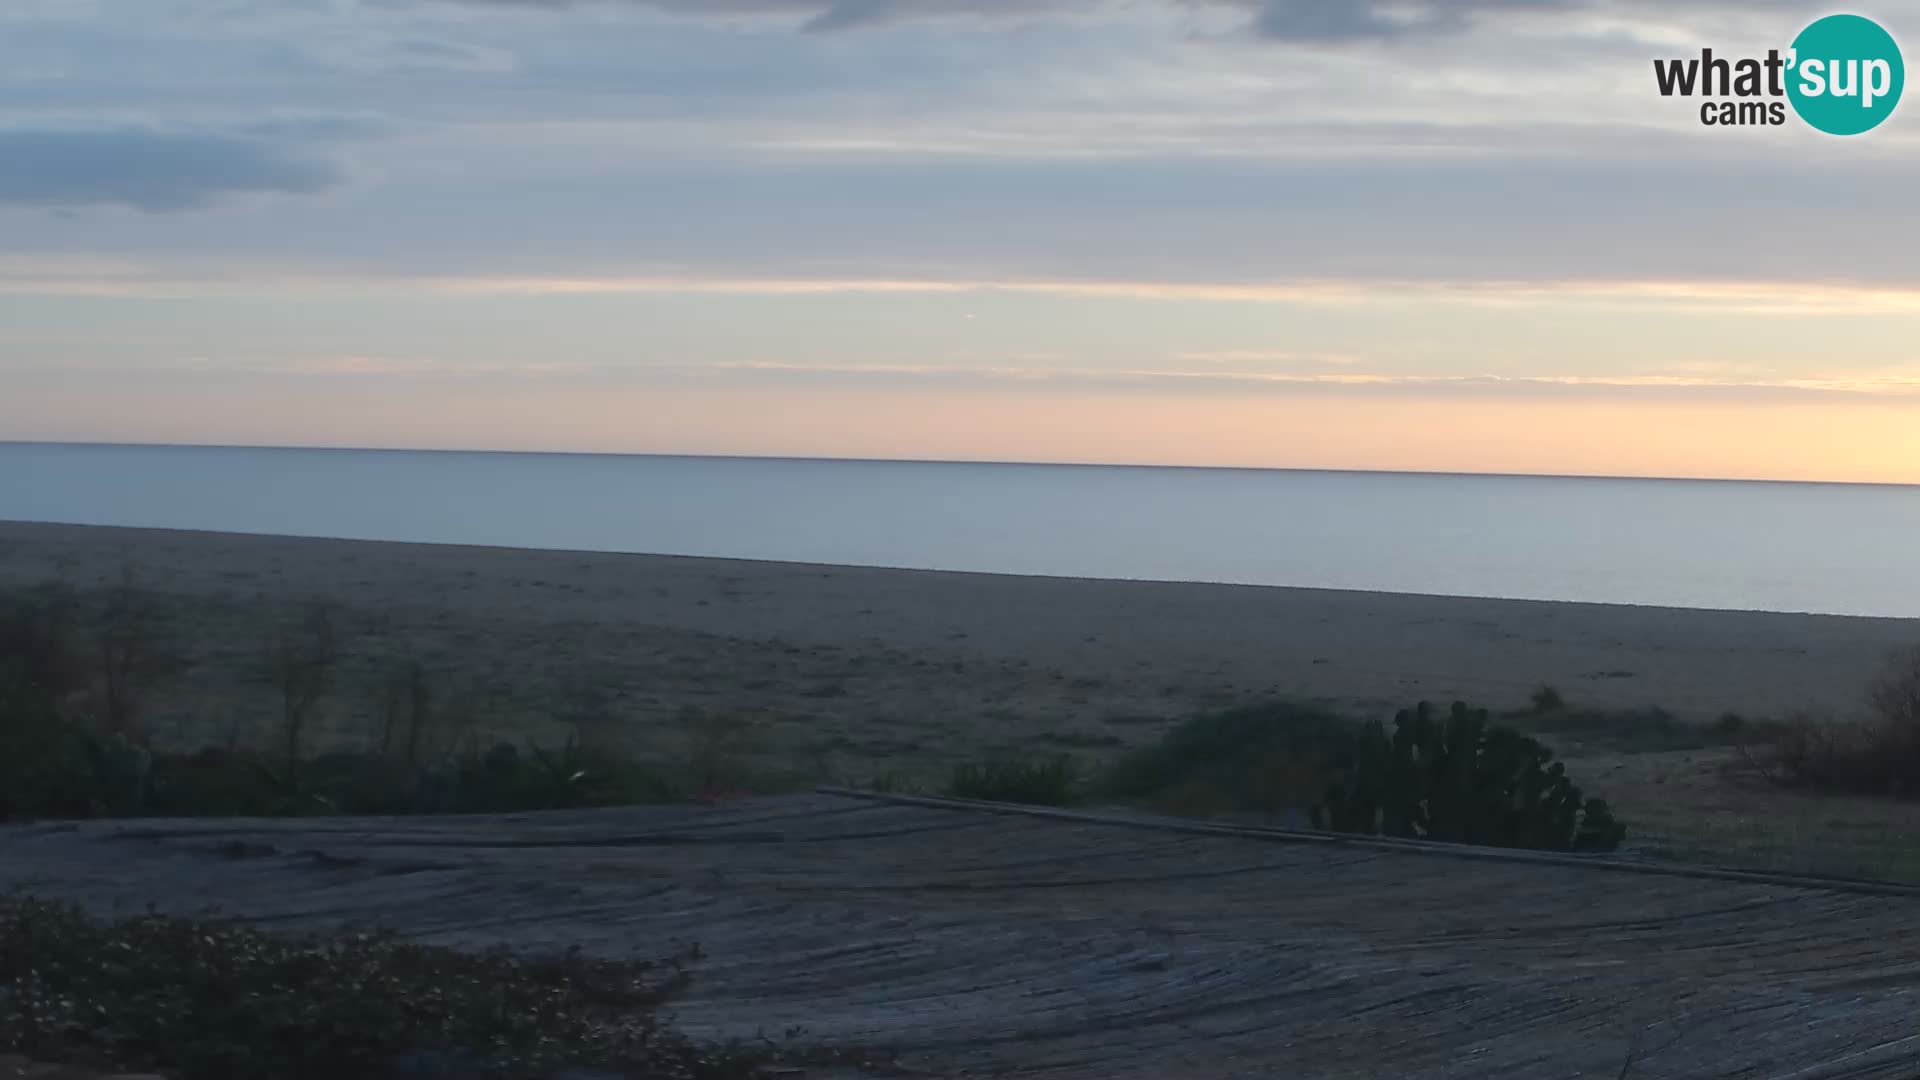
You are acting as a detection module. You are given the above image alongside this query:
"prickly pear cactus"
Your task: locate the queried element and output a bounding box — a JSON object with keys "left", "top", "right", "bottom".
{"left": 1314, "top": 700, "right": 1627, "bottom": 853}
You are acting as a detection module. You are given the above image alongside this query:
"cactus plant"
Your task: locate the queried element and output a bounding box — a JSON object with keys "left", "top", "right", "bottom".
{"left": 1313, "top": 700, "right": 1626, "bottom": 853}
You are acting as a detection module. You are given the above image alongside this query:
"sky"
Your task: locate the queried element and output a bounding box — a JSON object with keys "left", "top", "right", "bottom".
{"left": 4, "top": 0, "right": 1920, "bottom": 482}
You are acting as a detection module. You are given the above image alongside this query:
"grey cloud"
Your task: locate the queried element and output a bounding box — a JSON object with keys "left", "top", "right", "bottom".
{"left": 0, "top": 129, "right": 342, "bottom": 213}
{"left": 1251, "top": 0, "right": 1403, "bottom": 41}
{"left": 802, "top": 1, "right": 895, "bottom": 31}
{"left": 440, "top": 0, "right": 1091, "bottom": 30}
{"left": 1244, "top": 0, "right": 1815, "bottom": 42}
{"left": 1250, "top": 0, "right": 1573, "bottom": 42}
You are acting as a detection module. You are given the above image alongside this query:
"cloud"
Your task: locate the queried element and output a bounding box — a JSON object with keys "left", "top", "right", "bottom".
{"left": 443, "top": 0, "right": 1089, "bottom": 30}
{"left": 106, "top": 354, "right": 1920, "bottom": 403}
{"left": 0, "top": 129, "right": 342, "bottom": 213}
{"left": 436, "top": 0, "right": 1792, "bottom": 38}
{"left": 1240, "top": 0, "right": 1578, "bottom": 42}
{"left": 1241, "top": 0, "right": 1822, "bottom": 42}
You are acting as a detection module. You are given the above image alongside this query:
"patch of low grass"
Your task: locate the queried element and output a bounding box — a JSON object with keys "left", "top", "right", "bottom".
{"left": 0, "top": 894, "right": 771, "bottom": 1080}
{"left": 1505, "top": 702, "right": 1782, "bottom": 754}
{"left": 864, "top": 769, "right": 919, "bottom": 795}
{"left": 1629, "top": 803, "right": 1920, "bottom": 884}
{"left": 946, "top": 754, "right": 1079, "bottom": 806}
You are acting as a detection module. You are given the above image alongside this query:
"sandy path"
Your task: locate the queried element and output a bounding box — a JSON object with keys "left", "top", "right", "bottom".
{"left": 6, "top": 794, "right": 1919, "bottom": 1079}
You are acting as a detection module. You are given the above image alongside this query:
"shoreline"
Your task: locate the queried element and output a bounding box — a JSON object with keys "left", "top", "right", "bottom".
{"left": 4, "top": 517, "right": 1910, "bottom": 623}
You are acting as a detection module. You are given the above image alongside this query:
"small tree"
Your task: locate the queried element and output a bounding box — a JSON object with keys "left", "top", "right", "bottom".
{"left": 0, "top": 583, "right": 84, "bottom": 699}
{"left": 96, "top": 565, "right": 165, "bottom": 742}
{"left": 1868, "top": 645, "right": 1920, "bottom": 753}
{"left": 268, "top": 602, "right": 340, "bottom": 782}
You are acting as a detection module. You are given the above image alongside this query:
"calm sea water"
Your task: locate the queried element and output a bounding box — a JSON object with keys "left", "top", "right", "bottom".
{"left": 2, "top": 442, "right": 1917, "bottom": 617}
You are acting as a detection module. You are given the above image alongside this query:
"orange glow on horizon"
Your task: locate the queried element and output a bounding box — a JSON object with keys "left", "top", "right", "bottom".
{"left": 8, "top": 374, "right": 1920, "bottom": 486}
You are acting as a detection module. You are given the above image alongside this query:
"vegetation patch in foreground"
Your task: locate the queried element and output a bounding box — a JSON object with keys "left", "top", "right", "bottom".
{"left": 0, "top": 894, "right": 781, "bottom": 1080}
{"left": 946, "top": 754, "right": 1079, "bottom": 805}
{"left": 1747, "top": 645, "right": 1920, "bottom": 800}
{"left": 1507, "top": 694, "right": 1779, "bottom": 755}
{"left": 1099, "top": 702, "right": 1360, "bottom": 819}
{"left": 1318, "top": 701, "right": 1626, "bottom": 852}
{"left": 1096, "top": 700, "right": 1625, "bottom": 852}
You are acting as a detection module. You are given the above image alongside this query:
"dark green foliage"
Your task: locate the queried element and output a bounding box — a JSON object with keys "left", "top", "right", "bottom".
{"left": 0, "top": 584, "right": 85, "bottom": 696}
{"left": 144, "top": 749, "right": 310, "bottom": 817}
{"left": 1100, "top": 703, "right": 1361, "bottom": 818}
{"left": 0, "top": 662, "right": 78, "bottom": 819}
{"left": 1765, "top": 645, "right": 1920, "bottom": 798}
{"left": 0, "top": 663, "right": 154, "bottom": 821}
{"left": 1313, "top": 701, "right": 1626, "bottom": 853}
{"left": 73, "top": 730, "right": 152, "bottom": 816}
{"left": 0, "top": 894, "right": 770, "bottom": 1080}
{"left": 1711, "top": 712, "right": 1750, "bottom": 739}
{"left": 947, "top": 754, "right": 1078, "bottom": 805}
{"left": 1750, "top": 707, "right": 1920, "bottom": 800}
{"left": 865, "top": 770, "right": 913, "bottom": 795}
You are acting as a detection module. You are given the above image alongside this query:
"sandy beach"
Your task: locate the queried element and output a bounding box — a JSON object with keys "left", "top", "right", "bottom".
{"left": 3, "top": 519, "right": 1914, "bottom": 764}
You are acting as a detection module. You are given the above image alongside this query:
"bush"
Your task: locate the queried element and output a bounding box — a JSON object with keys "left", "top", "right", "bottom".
{"left": 946, "top": 755, "right": 1078, "bottom": 805}
{"left": 0, "top": 584, "right": 84, "bottom": 700}
{"left": 1528, "top": 685, "right": 1564, "bottom": 713}
{"left": 1100, "top": 703, "right": 1361, "bottom": 818}
{"left": 1751, "top": 711, "right": 1917, "bottom": 798}
{"left": 0, "top": 894, "right": 765, "bottom": 1080}
{"left": 1315, "top": 701, "right": 1625, "bottom": 853}
{"left": 0, "top": 670, "right": 154, "bottom": 822}
{"left": 146, "top": 748, "right": 303, "bottom": 817}
{"left": 1869, "top": 644, "right": 1920, "bottom": 760}
{"left": 0, "top": 663, "right": 82, "bottom": 819}
{"left": 1750, "top": 646, "right": 1920, "bottom": 799}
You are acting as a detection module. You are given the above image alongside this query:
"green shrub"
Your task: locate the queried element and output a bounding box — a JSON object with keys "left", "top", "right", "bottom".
{"left": 1528, "top": 685, "right": 1565, "bottom": 713}
{"left": 1, "top": 663, "right": 156, "bottom": 821}
{"left": 1736, "top": 647, "right": 1920, "bottom": 800}
{"left": 147, "top": 748, "right": 297, "bottom": 817}
{"left": 0, "top": 584, "right": 84, "bottom": 699}
{"left": 1100, "top": 703, "right": 1361, "bottom": 818}
{"left": 0, "top": 894, "right": 766, "bottom": 1080}
{"left": 1315, "top": 701, "right": 1626, "bottom": 853}
{"left": 0, "top": 662, "right": 83, "bottom": 820}
{"left": 946, "top": 754, "right": 1078, "bottom": 805}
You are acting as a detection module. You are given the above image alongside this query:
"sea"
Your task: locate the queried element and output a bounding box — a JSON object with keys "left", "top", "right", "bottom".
{"left": 2, "top": 442, "right": 1917, "bottom": 618}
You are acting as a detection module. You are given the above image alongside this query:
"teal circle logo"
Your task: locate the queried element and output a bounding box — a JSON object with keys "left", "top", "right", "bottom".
{"left": 1788, "top": 14, "right": 1904, "bottom": 135}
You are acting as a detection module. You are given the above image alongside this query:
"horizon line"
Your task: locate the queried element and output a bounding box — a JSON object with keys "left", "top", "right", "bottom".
{"left": 5, "top": 438, "right": 1918, "bottom": 492}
